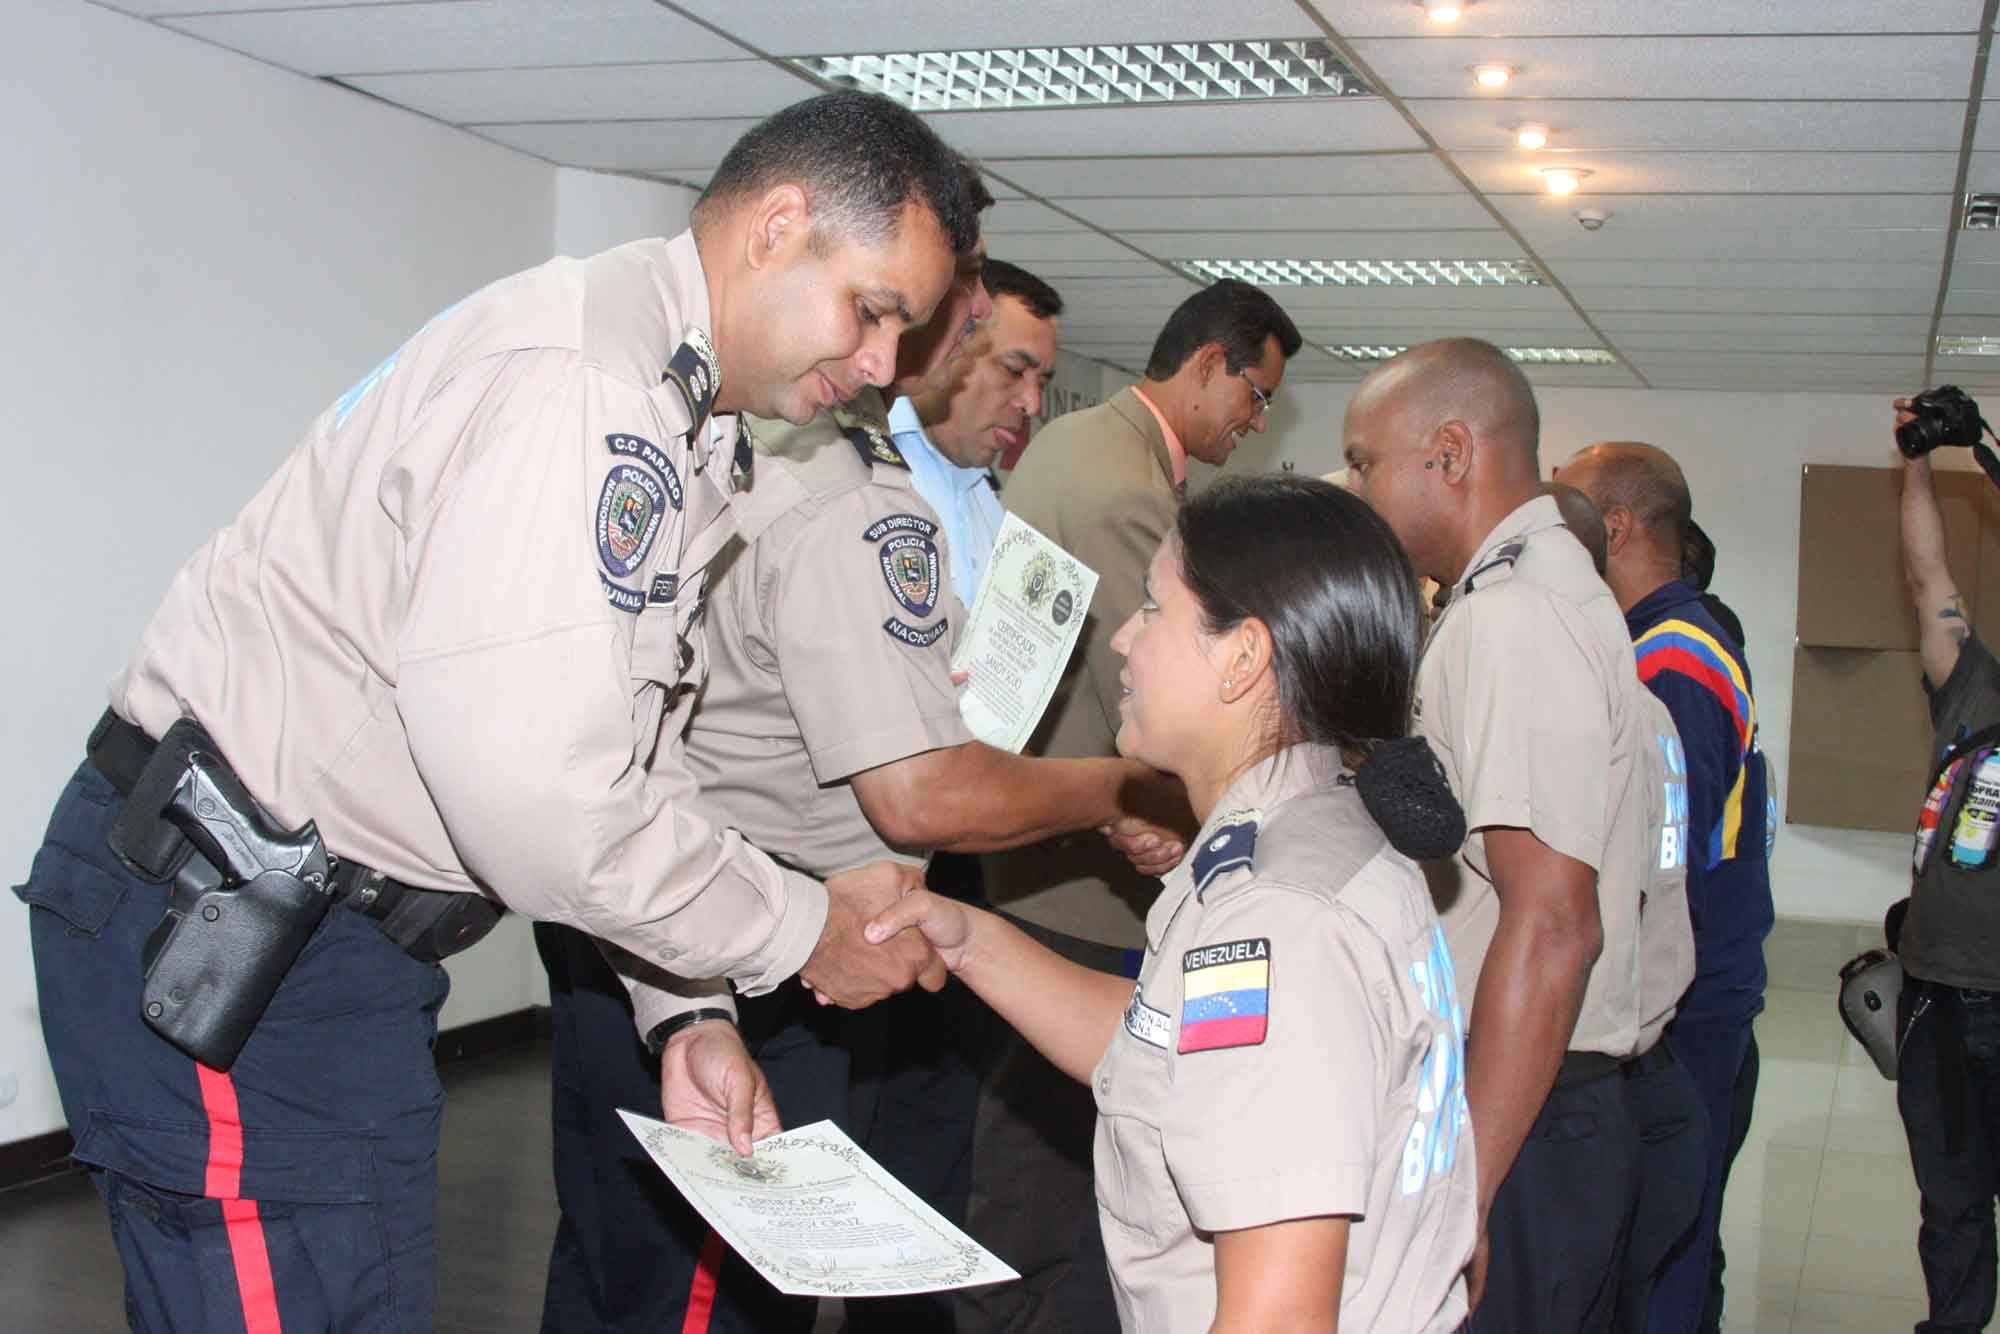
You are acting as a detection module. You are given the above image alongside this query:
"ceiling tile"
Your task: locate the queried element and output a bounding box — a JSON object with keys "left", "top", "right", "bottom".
{"left": 350, "top": 61, "right": 805, "bottom": 125}
{"left": 1608, "top": 330, "right": 1929, "bottom": 355}
{"left": 1575, "top": 285, "right": 1936, "bottom": 315}
{"left": 666, "top": 0, "right": 1315, "bottom": 55}
{"left": 922, "top": 98, "right": 1422, "bottom": 159}
{"left": 1453, "top": 150, "right": 1963, "bottom": 195}
{"left": 1550, "top": 259, "right": 1940, "bottom": 288}
{"left": 962, "top": 231, "right": 1146, "bottom": 263}
{"left": 166, "top": 0, "right": 742, "bottom": 77}
{"left": 1113, "top": 229, "right": 1521, "bottom": 260}
{"left": 990, "top": 153, "right": 1461, "bottom": 197}
{"left": 1523, "top": 225, "right": 1947, "bottom": 264}
{"left": 1347, "top": 35, "right": 1971, "bottom": 101}
{"left": 471, "top": 117, "right": 759, "bottom": 171}
{"left": 1064, "top": 193, "right": 1495, "bottom": 230}
{"left": 1316, "top": 0, "right": 1983, "bottom": 38}
{"left": 1598, "top": 313, "right": 1935, "bottom": 338}
{"left": 1489, "top": 192, "right": 1953, "bottom": 232}
{"left": 1408, "top": 99, "right": 1964, "bottom": 154}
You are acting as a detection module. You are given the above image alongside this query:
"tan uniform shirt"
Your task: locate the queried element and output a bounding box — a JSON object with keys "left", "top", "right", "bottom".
{"left": 634, "top": 391, "right": 973, "bottom": 1022}
{"left": 111, "top": 234, "right": 826, "bottom": 1028}
{"left": 1094, "top": 745, "right": 1476, "bottom": 1334}
{"left": 1415, "top": 494, "right": 1656, "bottom": 1057}
{"left": 984, "top": 387, "right": 1180, "bottom": 947}
{"left": 1634, "top": 690, "right": 1697, "bottom": 1049}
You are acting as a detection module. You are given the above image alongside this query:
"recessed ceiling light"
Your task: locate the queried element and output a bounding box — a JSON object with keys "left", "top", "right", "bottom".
{"left": 1421, "top": 0, "right": 1464, "bottom": 23}
{"left": 795, "top": 41, "right": 1372, "bottom": 111}
{"left": 1515, "top": 122, "right": 1550, "bottom": 150}
{"left": 1472, "top": 63, "right": 1513, "bottom": 90}
{"left": 1937, "top": 336, "right": 2000, "bottom": 356}
{"left": 1540, "top": 166, "right": 1592, "bottom": 195}
{"left": 1328, "top": 344, "right": 1617, "bottom": 366}
{"left": 1964, "top": 193, "right": 2000, "bottom": 229}
{"left": 1179, "top": 258, "right": 1543, "bottom": 287}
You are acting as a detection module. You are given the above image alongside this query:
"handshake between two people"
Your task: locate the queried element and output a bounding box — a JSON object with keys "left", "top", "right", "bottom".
{"left": 666, "top": 777, "right": 1195, "bottom": 1153}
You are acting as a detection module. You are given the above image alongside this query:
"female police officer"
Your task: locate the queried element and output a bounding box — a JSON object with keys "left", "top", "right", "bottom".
{"left": 867, "top": 474, "right": 1477, "bottom": 1332}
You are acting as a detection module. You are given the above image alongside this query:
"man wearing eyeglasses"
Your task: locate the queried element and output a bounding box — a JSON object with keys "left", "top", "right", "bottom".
{"left": 963, "top": 278, "right": 1303, "bottom": 1333}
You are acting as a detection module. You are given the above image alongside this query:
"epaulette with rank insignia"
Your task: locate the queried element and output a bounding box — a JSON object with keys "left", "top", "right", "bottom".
{"left": 1192, "top": 809, "right": 1261, "bottom": 901}
{"left": 1462, "top": 538, "right": 1525, "bottom": 594}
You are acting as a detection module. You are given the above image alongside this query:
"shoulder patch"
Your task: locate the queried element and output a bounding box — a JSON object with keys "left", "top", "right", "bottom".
{"left": 1462, "top": 538, "right": 1525, "bottom": 594}
{"left": 1179, "top": 937, "right": 1270, "bottom": 1054}
{"left": 599, "top": 571, "right": 644, "bottom": 615}
{"left": 606, "top": 434, "right": 684, "bottom": 510}
{"left": 863, "top": 513, "right": 939, "bottom": 543}
{"left": 597, "top": 464, "right": 666, "bottom": 578}
{"left": 662, "top": 329, "right": 719, "bottom": 432}
{"left": 883, "top": 616, "right": 949, "bottom": 648}
{"left": 880, "top": 532, "right": 941, "bottom": 618}
{"left": 1192, "top": 809, "right": 1261, "bottom": 900}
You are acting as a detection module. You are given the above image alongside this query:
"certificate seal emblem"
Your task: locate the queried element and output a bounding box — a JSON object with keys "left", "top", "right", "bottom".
{"left": 1051, "top": 588, "right": 1074, "bottom": 626}
{"left": 1020, "top": 552, "right": 1056, "bottom": 611}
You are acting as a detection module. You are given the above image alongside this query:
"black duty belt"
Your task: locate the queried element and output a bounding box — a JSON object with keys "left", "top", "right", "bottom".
{"left": 1555, "top": 1040, "right": 1676, "bottom": 1088}
{"left": 86, "top": 709, "right": 500, "bottom": 963}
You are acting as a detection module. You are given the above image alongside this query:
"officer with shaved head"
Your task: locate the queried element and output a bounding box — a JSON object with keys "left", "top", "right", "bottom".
{"left": 1343, "top": 339, "right": 1691, "bottom": 1333}
{"left": 1560, "top": 441, "right": 1772, "bottom": 1334}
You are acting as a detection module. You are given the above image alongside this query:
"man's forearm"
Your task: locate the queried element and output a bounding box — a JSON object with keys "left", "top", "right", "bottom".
{"left": 1462, "top": 903, "right": 1595, "bottom": 1217}
{"left": 927, "top": 749, "right": 1147, "bottom": 851}
{"left": 1902, "top": 456, "right": 1953, "bottom": 594}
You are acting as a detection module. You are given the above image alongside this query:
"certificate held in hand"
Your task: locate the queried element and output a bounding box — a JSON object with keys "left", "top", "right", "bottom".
{"left": 952, "top": 512, "right": 1098, "bottom": 754}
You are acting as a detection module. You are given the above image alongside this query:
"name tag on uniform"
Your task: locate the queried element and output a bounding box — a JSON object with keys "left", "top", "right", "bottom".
{"left": 1122, "top": 985, "right": 1171, "bottom": 1050}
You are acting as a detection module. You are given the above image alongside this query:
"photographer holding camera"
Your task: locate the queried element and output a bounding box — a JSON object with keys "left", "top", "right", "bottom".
{"left": 1894, "top": 384, "right": 2000, "bottom": 1334}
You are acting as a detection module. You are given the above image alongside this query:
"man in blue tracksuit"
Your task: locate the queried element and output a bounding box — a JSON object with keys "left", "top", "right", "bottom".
{"left": 1561, "top": 442, "right": 1774, "bottom": 1334}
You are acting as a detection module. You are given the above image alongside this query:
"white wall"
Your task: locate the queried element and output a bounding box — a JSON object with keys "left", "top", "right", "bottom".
{"left": 1180, "top": 377, "right": 1927, "bottom": 926}
{"left": 0, "top": 0, "right": 562, "bottom": 1141}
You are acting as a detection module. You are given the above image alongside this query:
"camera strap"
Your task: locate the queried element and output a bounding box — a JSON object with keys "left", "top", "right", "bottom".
{"left": 1975, "top": 425, "right": 2000, "bottom": 490}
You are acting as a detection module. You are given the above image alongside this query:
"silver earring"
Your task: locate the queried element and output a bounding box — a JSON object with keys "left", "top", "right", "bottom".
{"left": 1222, "top": 677, "right": 1235, "bottom": 690}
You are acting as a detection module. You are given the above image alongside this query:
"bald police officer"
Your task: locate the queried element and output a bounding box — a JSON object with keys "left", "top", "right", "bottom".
{"left": 17, "top": 92, "right": 981, "bottom": 1331}
{"left": 1343, "top": 338, "right": 1694, "bottom": 1333}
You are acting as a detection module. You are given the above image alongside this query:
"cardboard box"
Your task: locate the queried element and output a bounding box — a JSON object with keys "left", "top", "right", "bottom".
{"left": 1795, "top": 464, "right": 1987, "bottom": 651}
{"left": 1786, "top": 645, "right": 1933, "bottom": 834}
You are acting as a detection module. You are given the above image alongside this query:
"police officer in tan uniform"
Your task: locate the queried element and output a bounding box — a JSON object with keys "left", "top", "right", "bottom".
{"left": 539, "top": 366, "right": 1190, "bottom": 1333}
{"left": 871, "top": 475, "right": 1476, "bottom": 1333}
{"left": 1342, "top": 338, "right": 1693, "bottom": 1333}
{"left": 16, "top": 92, "right": 983, "bottom": 1332}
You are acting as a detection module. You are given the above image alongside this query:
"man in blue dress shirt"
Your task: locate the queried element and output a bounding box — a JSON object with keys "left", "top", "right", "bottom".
{"left": 890, "top": 259, "right": 1064, "bottom": 601}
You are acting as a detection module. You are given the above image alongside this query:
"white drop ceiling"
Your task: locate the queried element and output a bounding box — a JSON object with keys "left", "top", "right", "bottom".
{"left": 88, "top": 0, "right": 2000, "bottom": 393}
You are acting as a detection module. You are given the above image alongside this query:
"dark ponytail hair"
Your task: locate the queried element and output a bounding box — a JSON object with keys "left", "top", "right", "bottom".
{"left": 1175, "top": 475, "right": 1464, "bottom": 859}
{"left": 1176, "top": 475, "right": 1421, "bottom": 751}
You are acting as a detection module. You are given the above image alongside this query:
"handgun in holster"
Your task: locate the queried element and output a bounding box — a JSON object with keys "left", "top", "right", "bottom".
{"left": 113, "top": 718, "right": 334, "bottom": 1070}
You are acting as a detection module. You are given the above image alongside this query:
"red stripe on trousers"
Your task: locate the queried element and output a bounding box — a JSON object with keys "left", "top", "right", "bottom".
{"left": 681, "top": 1228, "right": 728, "bottom": 1334}
{"left": 195, "top": 1064, "right": 284, "bottom": 1334}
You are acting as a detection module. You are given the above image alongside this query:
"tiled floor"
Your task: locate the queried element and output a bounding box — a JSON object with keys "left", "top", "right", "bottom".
{"left": 1720, "top": 919, "right": 1936, "bottom": 1334}
{"left": 0, "top": 918, "right": 1967, "bottom": 1332}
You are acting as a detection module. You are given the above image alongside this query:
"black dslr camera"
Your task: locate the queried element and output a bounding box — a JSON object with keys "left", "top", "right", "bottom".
{"left": 1897, "top": 385, "right": 1989, "bottom": 458}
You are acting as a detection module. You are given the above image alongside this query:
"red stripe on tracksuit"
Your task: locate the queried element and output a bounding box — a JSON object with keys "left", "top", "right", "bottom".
{"left": 195, "top": 1064, "right": 284, "bottom": 1334}
{"left": 680, "top": 1228, "right": 728, "bottom": 1334}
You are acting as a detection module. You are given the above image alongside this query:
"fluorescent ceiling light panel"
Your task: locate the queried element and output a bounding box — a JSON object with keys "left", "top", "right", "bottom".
{"left": 1329, "top": 344, "right": 1617, "bottom": 366}
{"left": 1179, "top": 258, "right": 1542, "bottom": 287}
{"left": 1963, "top": 194, "right": 2000, "bottom": 230}
{"left": 796, "top": 41, "right": 1372, "bottom": 111}
{"left": 1937, "top": 336, "right": 2000, "bottom": 356}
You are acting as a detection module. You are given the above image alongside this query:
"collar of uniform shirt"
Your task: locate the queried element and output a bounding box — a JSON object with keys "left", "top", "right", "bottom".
{"left": 1129, "top": 384, "right": 1189, "bottom": 491}
{"left": 888, "top": 395, "right": 991, "bottom": 496}
{"left": 1453, "top": 491, "right": 1565, "bottom": 589}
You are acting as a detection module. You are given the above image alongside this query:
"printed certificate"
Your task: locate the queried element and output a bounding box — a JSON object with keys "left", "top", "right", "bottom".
{"left": 952, "top": 512, "right": 1098, "bottom": 753}
{"left": 618, "top": 1110, "right": 1018, "bottom": 1298}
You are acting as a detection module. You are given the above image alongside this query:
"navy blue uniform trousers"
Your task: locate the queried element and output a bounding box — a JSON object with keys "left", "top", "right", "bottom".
{"left": 1899, "top": 977, "right": 2000, "bottom": 1334}
{"left": 536, "top": 919, "right": 985, "bottom": 1334}
{"left": 17, "top": 762, "right": 449, "bottom": 1332}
